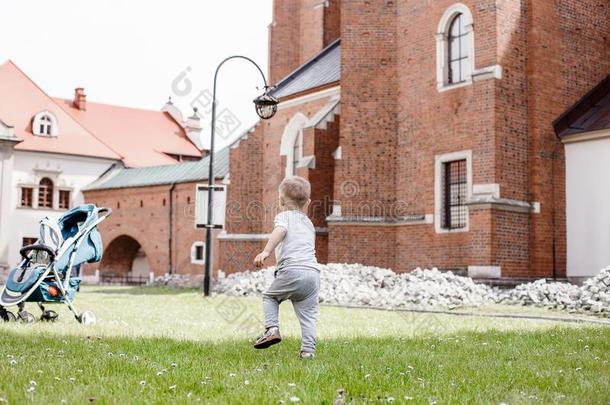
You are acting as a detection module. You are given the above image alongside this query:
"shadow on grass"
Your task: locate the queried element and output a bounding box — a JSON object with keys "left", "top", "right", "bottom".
{"left": 87, "top": 286, "right": 200, "bottom": 295}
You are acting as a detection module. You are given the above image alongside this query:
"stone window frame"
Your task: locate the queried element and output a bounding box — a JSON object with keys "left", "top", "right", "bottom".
{"left": 434, "top": 149, "right": 472, "bottom": 234}
{"left": 38, "top": 177, "right": 54, "bottom": 209}
{"left": 191, "top": 241, "right": 206, "bottom": 265}
{"left": 58, "top": 189, "right": 71, "bottom": 210}
{"left": 32, "top": 110, "right": 59, "bottom": 137}
{"left": 279, "top": 112, "right": 308, "bottom": 178}
{"left": 435, "top": 3, "right": 475, "bottom": 92}
{"left": 20, "top": 186, "right": 34, "bottom": 208}
{"left": 17, "top": 171, "right": 73, "bottom": 211}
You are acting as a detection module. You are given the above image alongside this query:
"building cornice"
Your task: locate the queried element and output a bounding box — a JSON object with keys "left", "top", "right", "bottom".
{"left": 560, "top": 128, "right": 610, "bottom": 144}
{"left": 277, "top": 86, "right": 340, "bottom": 110}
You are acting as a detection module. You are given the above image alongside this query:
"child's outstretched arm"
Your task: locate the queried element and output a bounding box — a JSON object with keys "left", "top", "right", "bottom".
{"left": 254, "top": 226, "right": 287, "bottom": 268}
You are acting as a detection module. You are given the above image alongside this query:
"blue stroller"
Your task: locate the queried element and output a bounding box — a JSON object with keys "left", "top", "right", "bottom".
{"left": 0, "top": 204, "right": 111, "bottom": 324}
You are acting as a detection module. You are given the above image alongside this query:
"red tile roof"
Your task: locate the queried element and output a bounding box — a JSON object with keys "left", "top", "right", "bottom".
{"left": 0, "top": 60, "right": 119, "bottom": 160}
{"left": 0, "top": 60, "right": 202, "bottom": 167}
{"left": 57, "top": 99, "right": 201, "bottom": 167}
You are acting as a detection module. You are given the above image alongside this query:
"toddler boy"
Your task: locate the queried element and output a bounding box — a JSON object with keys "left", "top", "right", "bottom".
{"left": 253, "top": 176, "right": 320, "bottom": 359}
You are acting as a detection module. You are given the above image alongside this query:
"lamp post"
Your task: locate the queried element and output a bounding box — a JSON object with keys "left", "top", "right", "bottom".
{"left": 202, "top": 56, "right": 278, "bottom": 296}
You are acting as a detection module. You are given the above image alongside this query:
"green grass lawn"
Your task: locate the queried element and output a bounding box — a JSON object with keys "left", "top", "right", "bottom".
{"left": 0, "top": 286, "right": 608, "bottom": 404}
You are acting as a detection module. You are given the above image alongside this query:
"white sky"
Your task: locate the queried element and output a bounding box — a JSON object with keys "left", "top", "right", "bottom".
{"left": 0, "top": 0, "right": 273, "bottom": 148}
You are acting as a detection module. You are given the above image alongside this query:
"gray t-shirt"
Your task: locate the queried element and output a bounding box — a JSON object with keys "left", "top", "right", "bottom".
{"left": 274, "top": 210, "right": 319, "bottom": 271}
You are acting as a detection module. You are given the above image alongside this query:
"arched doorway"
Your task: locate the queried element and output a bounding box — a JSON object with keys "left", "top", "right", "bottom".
{"left": 100, "top": 235, "right": 150, "bottom": 278}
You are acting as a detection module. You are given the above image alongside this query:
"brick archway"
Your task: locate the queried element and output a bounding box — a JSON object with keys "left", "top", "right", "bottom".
{"left": 100, "top": 234, "right": 150, "bottom": 277}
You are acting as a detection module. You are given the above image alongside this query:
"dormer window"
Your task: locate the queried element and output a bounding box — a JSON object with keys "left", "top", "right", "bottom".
{"left": 32, "top": 111, "right": 58, "bottom": 136}
{"left": 39, "top": 115, "right": 52, "bottom": 135}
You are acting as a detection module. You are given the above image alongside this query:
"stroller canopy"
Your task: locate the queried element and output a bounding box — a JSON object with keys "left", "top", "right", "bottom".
{"left": 54, "top": 204, "right": 105, "bottom": 271}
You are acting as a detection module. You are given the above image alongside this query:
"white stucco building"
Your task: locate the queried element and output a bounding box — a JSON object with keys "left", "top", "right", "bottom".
{"left": 556, "top": 75, "right": 610, "bottom": 282}
{"left": 0, "top": 60, "right": 202, "bottom": 276}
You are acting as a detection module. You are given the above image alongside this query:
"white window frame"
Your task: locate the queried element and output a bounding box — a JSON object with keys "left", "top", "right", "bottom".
{"left": 191, "top": 241, "right": 206, "bottom": 265}
{"left": 32, "top": 111, "right": 59, "bottom": 137}
{"left": 435, "top": 3, "right": 475, "bottom": 92}
{"left": 434, "top": 150, "right": 472, "bottom": 233}
{"left": 279, "top": 112, "right": 308, "bottom": 177}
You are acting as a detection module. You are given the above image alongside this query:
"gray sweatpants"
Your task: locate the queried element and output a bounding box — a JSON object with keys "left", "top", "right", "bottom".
{"left": 262, "top": 268, "right": 320, "bottom": 353}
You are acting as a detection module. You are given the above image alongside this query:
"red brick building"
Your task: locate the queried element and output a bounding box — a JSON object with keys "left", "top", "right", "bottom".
{"left": 82, "top": 149, "right": 229, "bottom": 279}
{"left": 219, "top": 0, "right": 610, "bottom": 280}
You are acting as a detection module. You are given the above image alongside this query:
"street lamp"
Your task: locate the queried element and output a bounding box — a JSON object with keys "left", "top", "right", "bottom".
{"left": 202, "top": 56, "right": 278, "bottom": 296}
{"left": 254, "top": 90, "right": 279, "bottom": 120}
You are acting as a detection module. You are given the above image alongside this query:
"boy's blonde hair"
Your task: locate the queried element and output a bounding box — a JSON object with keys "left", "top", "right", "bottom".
{"left": 279, "top": 176, "right": 311, "bottom": 208}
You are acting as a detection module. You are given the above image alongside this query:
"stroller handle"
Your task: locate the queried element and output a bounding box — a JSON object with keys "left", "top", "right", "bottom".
{"left": 20, "top": 244, "right": 56, "bottom": 261}
{"left": 98, "top": 207, "right": 112, "bottom": 218}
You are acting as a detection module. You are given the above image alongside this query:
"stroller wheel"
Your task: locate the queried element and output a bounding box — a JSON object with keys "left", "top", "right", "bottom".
{"left": 78, "top": 311, "right": 96, "bottom": 325}
{"left": 1, "top": 311, "right": 16, "bottom": 322}
{"left": 41, "top": 310, "right": 59, "bottom": 322}
{"left": 18, "top": 311, "right": 35, "bottom": 324}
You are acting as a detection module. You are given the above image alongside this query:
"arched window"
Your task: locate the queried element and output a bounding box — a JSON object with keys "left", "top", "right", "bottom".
{"left": 279, "top": 113, "right": 308, "bottom": 177}
{"left": 447, "top": 13, "right": 469, "bottom": 84}
{"left": 32, "top": 111, "right": 58, "bottom": 136}
{"left": 38, "top": 178, "right": 54, "bottom": 208}
{"left": 291, "top": 128, "right": 303, "bottom": 175}
{"left": 436, "top": 4, "right": 474, "bottom": 90}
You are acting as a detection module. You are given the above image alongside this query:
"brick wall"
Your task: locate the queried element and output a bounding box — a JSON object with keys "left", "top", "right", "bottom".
{"left": 221, "top": 0, "right": 609, "bottom": 278}
{"left": 218, "top": 94, "right": 339, "bottom": 273}
{"left": 526, "top": 0, "right": 610, "bottom": 277}
{"left": 268, "top": 0, "right": 341, "bottom": 83}
{"left": 84, "top": 182, "right": 222, "bottom": 278}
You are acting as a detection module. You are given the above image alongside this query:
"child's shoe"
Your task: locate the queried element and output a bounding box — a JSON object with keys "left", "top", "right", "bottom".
{"left": 299, "top": 351, "right": 315, "bottom": 359}
{"left": 253, "top": 327, "right": 282, "bottom": 349}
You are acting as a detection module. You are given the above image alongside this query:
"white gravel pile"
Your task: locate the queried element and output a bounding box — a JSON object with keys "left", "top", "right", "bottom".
{"left": 496, "top": 266, "right": 610, "bottom": 315}
{"left": 214, "top": 264, "right": 496, "bottom": 308}
{"left": 213, "top": 263, "right": 610, "bottom": 317}
{"left": 319, "top": 264, "right": 495, "bottom": 308}
{"left": 154, "top": 273, "right": 203, "bottom": 288}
